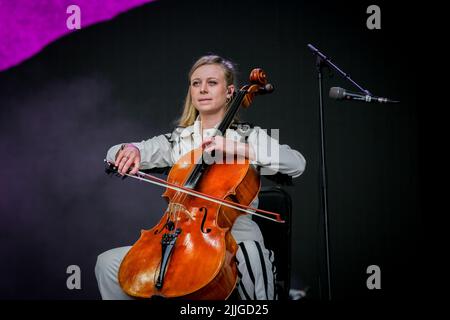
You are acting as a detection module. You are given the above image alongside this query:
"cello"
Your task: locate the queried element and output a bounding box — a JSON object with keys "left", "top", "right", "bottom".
{"left": 106, "top": 68, "right": 282, "bottom": 299}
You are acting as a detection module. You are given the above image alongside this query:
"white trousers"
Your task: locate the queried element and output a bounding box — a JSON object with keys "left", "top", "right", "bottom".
{"left": 95, "top": 214, "right": 277, "bottom": 300}
{"left": 95, "top": 238, "right": 277, "bottom": 300}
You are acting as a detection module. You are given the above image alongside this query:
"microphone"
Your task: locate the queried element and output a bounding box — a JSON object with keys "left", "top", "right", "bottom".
{"left": 329, "top": 87, "right": 399, "bottom": 103}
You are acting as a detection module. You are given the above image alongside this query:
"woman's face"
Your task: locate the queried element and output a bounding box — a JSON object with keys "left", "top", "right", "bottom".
{"left": 190, "top": 64, "right": 234, "bottom": 116}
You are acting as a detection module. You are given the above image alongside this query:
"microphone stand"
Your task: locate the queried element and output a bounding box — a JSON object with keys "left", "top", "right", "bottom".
{"left": 307, "top": 44, "right": 373, "bottom": 301}
{"left": 308, "top": 44, "right": 372, "bottom": 96}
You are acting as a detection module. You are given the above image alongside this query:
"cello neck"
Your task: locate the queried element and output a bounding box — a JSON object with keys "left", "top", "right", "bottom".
{"left": 182, "top": 90, "right": 247, "bottom": 190}
{"left": 217, "top": 90, "right": 246, "bottom": 135}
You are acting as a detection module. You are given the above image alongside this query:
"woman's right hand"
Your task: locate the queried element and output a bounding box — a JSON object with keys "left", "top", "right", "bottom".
{"left": 115, "top": 144, "right": 141, "bottom": 175}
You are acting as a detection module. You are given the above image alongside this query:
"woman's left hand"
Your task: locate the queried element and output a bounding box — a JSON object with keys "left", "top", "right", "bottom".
{"left": 202, "top": 136, "right": 255, "bottom": 161}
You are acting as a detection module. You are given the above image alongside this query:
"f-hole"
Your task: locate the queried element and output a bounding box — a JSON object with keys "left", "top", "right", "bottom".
{"left": 199, "top": 207, "right": 211, "bottom": 234}
{"left": 154, "top": 215, "right": 171, "bottom": 235}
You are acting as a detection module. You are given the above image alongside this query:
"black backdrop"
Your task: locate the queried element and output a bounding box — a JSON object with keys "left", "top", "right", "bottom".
{"left": 0, "top": 0, "right": 420, "bottom": 300}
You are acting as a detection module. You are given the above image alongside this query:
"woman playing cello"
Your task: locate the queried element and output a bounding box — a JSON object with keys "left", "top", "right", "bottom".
{"left": 95, "top": 55, "right": 306, "bottom": 300}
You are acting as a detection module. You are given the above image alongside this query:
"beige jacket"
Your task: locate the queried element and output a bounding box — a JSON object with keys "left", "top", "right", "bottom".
{"left": 106, "top": 120, "right": 306, "bottom": 243}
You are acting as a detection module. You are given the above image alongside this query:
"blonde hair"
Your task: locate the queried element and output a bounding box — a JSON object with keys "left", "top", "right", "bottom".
{"left": 177, "top": 55, "right": 237, "bottom": 127}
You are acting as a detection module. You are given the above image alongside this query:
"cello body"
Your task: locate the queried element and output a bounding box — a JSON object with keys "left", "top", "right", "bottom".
{"left": 118, "top": 146, "right": 261, "bottom": 299}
